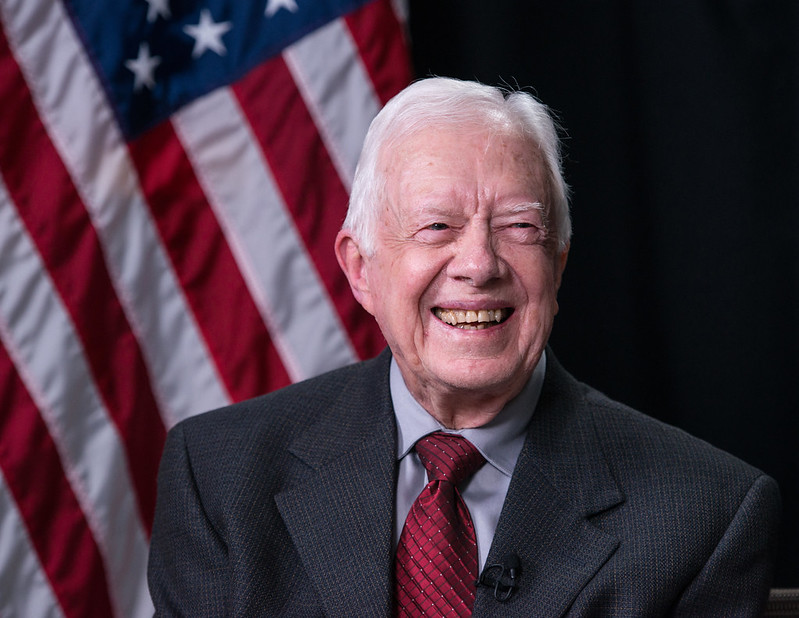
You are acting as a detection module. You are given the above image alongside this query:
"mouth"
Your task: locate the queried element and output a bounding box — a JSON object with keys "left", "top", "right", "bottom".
{"left": 432, "top": 307, "right": 513, "bottom": 330}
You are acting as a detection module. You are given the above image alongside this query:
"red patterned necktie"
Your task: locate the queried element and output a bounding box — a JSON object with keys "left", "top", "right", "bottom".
{"left": 395, "top": 432, "right": 486, "bottom": 617}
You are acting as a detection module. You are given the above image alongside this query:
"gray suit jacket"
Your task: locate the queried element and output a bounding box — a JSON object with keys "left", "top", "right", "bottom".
{"left": 148, "top": 349, "right": 781, "bottom": 616}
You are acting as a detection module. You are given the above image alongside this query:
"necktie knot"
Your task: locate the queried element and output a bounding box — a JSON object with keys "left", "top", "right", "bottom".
{"left": 415, "top": 432, "right": 485, "bottom": 487}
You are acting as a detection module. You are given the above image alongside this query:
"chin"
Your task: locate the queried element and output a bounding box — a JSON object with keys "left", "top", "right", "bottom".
{"left": 436, "top": 365, "right": 523, "bottom": 395}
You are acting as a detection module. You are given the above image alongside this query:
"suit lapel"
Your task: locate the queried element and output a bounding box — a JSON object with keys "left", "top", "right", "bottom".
{"left": 275, "top": 352, "right": 397, "bottom": 617}
{"left": 475, "top": 353, "right": 624, "bottom": 617}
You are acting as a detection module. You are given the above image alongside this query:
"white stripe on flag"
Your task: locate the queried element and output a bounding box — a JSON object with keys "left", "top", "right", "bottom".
{"left": 0, "top": 181, "right": 153, "bottom": 617}
{"left": 0, "top": 473, "right": 64, "bottom": 618}
{"left": 0, "top": 0, "right": 231, "bottom": 428}
{"left": 284, "top": 16, "right": 382, "bottom": 190}
{"left": 173, "top": 88, "right": 359, "bottom": 383}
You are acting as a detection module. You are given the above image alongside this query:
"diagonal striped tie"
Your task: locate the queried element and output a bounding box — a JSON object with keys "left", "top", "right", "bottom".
{"left": 395, "top": 432, "right": 486, "bottom": 617}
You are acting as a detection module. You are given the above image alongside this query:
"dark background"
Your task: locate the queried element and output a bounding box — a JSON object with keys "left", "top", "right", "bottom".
{"left": 408, "top": 0, "right": 798, "bottom": 585}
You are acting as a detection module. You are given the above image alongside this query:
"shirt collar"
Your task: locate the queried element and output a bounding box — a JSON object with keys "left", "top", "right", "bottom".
{"left": 390, "top": 351, "right": 546, "bottom": 477}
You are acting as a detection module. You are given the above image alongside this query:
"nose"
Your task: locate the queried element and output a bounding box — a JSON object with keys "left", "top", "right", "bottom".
{"left": 446, "top": 223, "right": 504, "bottom": 286}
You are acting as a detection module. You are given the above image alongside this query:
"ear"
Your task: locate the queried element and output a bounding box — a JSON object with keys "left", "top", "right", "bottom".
{"left": 552, "top": 242, "right": 569, "bottom": 315}
{"left": 554, "top": 241, "right": 569, "bottom": 291}
{"left": 335, "top": 229, "right": 376, "bottom": 316}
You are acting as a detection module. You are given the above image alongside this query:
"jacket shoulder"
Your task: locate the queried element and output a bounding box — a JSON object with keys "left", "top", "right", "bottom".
{"left": 177, "top": 351, "right": 389, "bottom": 444}
{"left": 160, "top": 352, "right": 393, "bottom": 501}
{"left": 584, "top": 383, "right": 764, "bottom": 486}
{"left": 546, "top": 353, "right": 765, "bottom": 484}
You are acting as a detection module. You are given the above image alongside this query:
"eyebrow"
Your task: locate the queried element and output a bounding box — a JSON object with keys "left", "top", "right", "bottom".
{"left": 415, "top": 201, "right": 545, "bottom": 217}
{"left": 415, "top": 203, "right": 461, "bottom": 217}
{"left": 504, "top": 202, "right": 545, "bottom": 214}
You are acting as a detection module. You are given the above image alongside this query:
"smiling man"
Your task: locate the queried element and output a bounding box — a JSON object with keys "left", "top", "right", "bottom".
{"left": 337, "top": 118, "right": 566, "bottom": 430}
{"left": 148, "top": 78, "right": 781, "bottom": 617}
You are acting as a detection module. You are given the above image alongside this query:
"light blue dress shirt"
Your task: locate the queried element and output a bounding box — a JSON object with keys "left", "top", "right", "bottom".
{"left": 390, "top": 352, "right": 546, "bottom": 570}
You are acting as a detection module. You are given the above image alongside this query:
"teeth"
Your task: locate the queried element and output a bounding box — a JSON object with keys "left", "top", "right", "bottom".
{"left": 434, "top": 308, "right": 508, "bottom": 328}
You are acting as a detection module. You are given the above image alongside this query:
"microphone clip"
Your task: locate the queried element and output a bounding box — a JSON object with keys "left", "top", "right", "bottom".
{"left": 477, "top": 552, "right": 521, "bottom": 602}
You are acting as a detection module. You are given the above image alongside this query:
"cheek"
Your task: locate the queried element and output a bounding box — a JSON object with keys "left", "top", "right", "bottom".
{"left": 372, "top": 259, "right": 427, "bottom": 327}
{"left": 395, "top": 253, "right": 446, "bottom": 297}
{"left": 518, "top": 261, "right": 561, "bottom": 315}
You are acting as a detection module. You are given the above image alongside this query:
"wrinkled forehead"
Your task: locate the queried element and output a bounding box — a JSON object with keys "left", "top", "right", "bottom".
{"left": 378, "top": 121, "right": 550, "bottom": 201}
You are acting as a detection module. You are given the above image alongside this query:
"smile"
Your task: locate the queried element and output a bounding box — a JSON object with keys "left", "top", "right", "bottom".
{"left": 433, "top": 307, "right": 512, "bottom": 330}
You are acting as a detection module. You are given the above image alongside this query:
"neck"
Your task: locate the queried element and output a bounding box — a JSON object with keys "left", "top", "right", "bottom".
{"left": 411, "top": 379, "right": 528, "bottom": 430}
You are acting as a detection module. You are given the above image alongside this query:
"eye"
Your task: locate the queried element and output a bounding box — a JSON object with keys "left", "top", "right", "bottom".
{"left": 427, "top": 222, "right": 449, "bottom": 231}
{"left": 500, "top": 221, "right": 548, "bottom": 245}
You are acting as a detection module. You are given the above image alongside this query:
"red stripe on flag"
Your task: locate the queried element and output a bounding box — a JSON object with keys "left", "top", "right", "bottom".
{"left": 346, "top": 0, "right": 414, "bottom": 105}
{"left": 129, "top": 121, "right": 292, "bottom": 402}
{"left": 0, "top": 343, "right": 115, "bottom": 618}
{"left": 232, "top": 56, "right": 386, "bottom": 360}
{"left": 0, "top": 28, "right": 164, "bottom": 532}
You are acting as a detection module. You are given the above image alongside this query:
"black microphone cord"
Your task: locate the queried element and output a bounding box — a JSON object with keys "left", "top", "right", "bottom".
{"left": 477, "top": 552, "right": 521, "bottom": 602}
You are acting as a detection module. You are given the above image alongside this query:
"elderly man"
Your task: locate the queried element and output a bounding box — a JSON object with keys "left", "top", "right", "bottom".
{"left": 148, "top": 77, "right": 780, "bottom": 616}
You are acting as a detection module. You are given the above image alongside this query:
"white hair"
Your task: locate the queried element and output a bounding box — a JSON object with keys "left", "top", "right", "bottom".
{"left": 343, "top": 77, "right": 571, "bottom": 255}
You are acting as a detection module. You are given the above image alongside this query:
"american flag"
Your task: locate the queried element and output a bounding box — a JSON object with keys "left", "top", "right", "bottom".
{"left": 0, "top": 0, "right": 411, "bottom": 614}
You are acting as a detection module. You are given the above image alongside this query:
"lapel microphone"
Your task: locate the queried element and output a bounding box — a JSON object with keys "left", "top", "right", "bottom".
{"left": 477, "top": 552, "right": 521, "bottom": 602}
